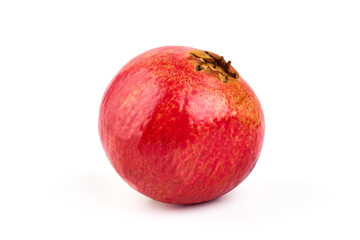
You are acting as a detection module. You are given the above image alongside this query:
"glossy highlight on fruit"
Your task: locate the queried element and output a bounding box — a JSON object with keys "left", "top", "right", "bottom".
{"left": 99, "top": 46, "right": 265, "bottom": 204}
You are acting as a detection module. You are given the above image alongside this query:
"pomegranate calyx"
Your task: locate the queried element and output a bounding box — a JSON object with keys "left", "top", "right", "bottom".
{"left": 190, "top": 50, "right": 238, "bottom": 83}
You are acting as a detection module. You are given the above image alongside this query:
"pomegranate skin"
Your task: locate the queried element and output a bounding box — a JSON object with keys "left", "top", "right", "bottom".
{"left": 99, "top": 46, "right": 264, "bottom": 204}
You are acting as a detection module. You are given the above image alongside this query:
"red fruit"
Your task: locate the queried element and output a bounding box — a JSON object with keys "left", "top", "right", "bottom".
{"left": 99, "top": 46, "right": 265, "bottom": 204}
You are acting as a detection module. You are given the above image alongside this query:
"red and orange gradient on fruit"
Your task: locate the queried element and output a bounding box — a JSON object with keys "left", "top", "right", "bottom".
{"left": 99, "top": 46, "right": 264, "bottom": 204}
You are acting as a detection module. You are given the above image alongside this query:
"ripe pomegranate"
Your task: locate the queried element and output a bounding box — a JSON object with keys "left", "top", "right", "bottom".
{"left": 99, "top": 46, "right": 264, "bottom": 204}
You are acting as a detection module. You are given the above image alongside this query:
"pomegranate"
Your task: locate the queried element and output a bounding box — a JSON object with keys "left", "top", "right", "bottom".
{"left": 99, "top": 46, "right": 264, "bottom": 204}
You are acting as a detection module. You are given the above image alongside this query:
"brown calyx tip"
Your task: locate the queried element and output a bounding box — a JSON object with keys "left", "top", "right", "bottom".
{"left": 190, "top": 50, "right": 238, "bottom": 82}
{"left": 196, "top": 65, "right": 204, "bottom": 71}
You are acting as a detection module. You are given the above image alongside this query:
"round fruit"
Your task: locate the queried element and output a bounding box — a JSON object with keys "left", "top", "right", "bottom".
{"left": 99, "top": 46, "right": 265, "bottom": 204}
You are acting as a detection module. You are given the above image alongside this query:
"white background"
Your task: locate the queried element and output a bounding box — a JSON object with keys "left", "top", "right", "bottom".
{"left": 1, "top": 0, "right": 359, "bottom": 239}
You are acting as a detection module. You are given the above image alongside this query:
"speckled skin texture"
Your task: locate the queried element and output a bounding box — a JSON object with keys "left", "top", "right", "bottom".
{"left": 99, "top": 46, "right": 265, "bottom": 204}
